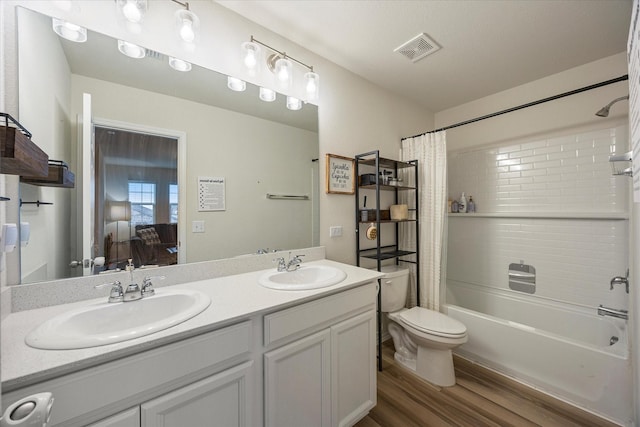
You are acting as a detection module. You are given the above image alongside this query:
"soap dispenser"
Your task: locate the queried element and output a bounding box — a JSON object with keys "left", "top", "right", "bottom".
{"left": 458, "top": 192, "right": 467, "bottom": 213}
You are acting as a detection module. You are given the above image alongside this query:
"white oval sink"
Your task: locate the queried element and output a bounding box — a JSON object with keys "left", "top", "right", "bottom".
{"left": 259, "top": 265, "right": 347, "bottom": 290}
{"left": 25, "top": 289, "right": 211, "bottom": 350}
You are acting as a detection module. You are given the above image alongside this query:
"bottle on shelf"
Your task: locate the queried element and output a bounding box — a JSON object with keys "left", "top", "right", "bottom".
{"left": 468, "top": 196, "right": 475, "bottom": 213}
{"left": 458, "top": 192, "right": 467, "bottom": 213}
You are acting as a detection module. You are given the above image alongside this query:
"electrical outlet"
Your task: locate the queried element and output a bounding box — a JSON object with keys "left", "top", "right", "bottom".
{"left": 192, "top": 220, "right": 205, "bottom": 233}
{"left": 329, "top": 226, "right": 343, "bottom": 237}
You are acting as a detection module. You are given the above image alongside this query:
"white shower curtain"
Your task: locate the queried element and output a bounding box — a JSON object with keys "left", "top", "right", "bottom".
{"left": 400, "top": 131, "right": 447, "bottom": 311}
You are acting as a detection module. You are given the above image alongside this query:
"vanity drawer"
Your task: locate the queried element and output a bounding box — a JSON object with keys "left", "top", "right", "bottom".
{"left": 263, "top": 283, "right": 376, "bottom": 346}
{"left": 2, "top": 321, "right": 252, "bottom": 427}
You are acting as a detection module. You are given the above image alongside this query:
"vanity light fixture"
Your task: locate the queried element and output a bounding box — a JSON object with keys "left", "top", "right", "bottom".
{"left": 243, "top": 36, "right": 319, "bottom": 102}
{"left": 227, "top": 77, "right": 246, "bottom": 92}
{"left": 169, "top": 57, "right": 192, "bottom": 72}
{"left": 117, "top": 40, "right": 146, "bottom": 59}
{"left": 116, "top": 0, "right": 148, "bottom": 24}
{"left": 172, "top": 0, "right": 199, "bottom": 43}
{"left": 286, "top": 96, "right": 302, "bottom": 111}
{"left": 259, "top": 87, "right": 276, "bottom": 102}
{"left": 52, "top": 18, "right": 87, "bottom": 43}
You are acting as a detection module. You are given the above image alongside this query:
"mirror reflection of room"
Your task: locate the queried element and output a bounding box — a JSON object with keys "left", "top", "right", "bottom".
{"left": 15, "top": 6, "right": 319, "bottom": 284}
{"left": 96, "top": 127, "right": 178, "bottom": 271}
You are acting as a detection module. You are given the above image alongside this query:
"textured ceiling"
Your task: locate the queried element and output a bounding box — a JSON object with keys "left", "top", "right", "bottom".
{"left": 217, "top": 0, "right": 632, "bottom": 112}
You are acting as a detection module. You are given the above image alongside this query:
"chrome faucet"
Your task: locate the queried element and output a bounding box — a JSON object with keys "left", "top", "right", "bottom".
{"left": 123, "top": 282, "right": 142, "bottom": 302}
{"left": 274, "top": 253, "right": 305, "bottom": 272}
{"left": 95, "top": 280, "right": 124, "bottom": 303}
{"left": 597, "top": 305, "right": 628, "bottom": 320}
{"left": 610, "top": 269, "right": 629, "bottom": 293}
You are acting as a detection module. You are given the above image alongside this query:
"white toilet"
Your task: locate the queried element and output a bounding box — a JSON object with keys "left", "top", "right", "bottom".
{"left": 380, "top": 266, "right": 468, "bottom": 387}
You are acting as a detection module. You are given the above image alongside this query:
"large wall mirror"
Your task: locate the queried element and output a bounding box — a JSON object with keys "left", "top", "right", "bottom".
{"left": 16, "top": 7, "right": 319, "bottom": 284}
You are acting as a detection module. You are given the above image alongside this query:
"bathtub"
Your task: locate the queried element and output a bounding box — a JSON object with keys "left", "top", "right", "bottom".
{"left": 445, "top": 280, "right": 633, "bottom": 426}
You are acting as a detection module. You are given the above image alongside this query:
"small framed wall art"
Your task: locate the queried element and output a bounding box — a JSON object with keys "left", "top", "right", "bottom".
{"left": 326, "top": 153, "right": 355, "bottom": 194}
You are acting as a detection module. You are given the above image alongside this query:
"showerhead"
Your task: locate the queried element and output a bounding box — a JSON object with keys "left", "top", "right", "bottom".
{"left": 595, "top": 95, "right": 629, "bottom": 117}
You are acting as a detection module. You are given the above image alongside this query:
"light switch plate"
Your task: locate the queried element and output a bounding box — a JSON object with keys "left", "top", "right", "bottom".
{"left": 329, "top": 226, "right": 343, "bottom": 237}
{"left": 192, "top": 220, "right": 205, "bottom": 233}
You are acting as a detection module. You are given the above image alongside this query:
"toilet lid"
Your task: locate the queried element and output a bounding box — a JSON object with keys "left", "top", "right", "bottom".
{"left": 397, "top": 307, "right": 467, "bottom": 337}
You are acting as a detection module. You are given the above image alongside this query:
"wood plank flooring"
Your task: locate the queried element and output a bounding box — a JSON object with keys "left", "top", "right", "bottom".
{"left": 355, "top": 342, "right": 619, "bottom": 427}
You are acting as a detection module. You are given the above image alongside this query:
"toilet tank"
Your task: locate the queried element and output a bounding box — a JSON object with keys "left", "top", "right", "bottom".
{"left": 378, "top": 266, "right": 410, "bottom": 312}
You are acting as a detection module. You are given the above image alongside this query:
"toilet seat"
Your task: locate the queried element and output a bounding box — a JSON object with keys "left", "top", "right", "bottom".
{"left": 396, "top": 307, "right": 467, "bottom": 339}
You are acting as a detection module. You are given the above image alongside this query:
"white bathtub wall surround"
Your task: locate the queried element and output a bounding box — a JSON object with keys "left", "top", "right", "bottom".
{"left": 447, "top": 216, "right": 629, "bottom": 310}
{"left": 448, "top": 123, "right": 629, "bottom": 214}
{"left": 445, "top": 284, "right": 633, "bottom": 425}
{"left": 447, "top": 123, "right": 630, "bottom": 311}
{"left": 9, "top": 247, "right": 326, "bottom": 313}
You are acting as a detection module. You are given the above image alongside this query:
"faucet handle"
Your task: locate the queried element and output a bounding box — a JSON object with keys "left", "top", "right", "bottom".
{"left": 95, "top": 280, "right": 123, "bottom": 303}
{"left": 291, "top": 254, "right": 305, "bottom": 263}
{"left": 273, "top": 257, "right": 287, "bottom": 271}
{"left": 142, "top": 275, "right": 165, "bottom": 297}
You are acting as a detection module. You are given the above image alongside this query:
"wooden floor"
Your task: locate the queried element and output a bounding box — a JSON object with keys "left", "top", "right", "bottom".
{"left": 355, "top": 342, "right": 619, "bottom": 427}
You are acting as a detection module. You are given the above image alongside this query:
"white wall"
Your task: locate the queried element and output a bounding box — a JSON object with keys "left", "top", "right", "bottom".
{"left": 71, "top": 74, "right": 319, "bottom": 262}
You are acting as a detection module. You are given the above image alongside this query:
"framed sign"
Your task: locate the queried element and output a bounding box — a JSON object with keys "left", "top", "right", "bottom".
{"left": 326, "top": 154, "right": 355, "bottom": 194}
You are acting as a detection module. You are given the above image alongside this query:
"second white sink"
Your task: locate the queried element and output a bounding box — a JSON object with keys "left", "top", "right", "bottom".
{"left": 25, "top": 289, "right": 211, "bottom": 350}
{"left": 259, "top": 265, "right": 347, "bottom": 290}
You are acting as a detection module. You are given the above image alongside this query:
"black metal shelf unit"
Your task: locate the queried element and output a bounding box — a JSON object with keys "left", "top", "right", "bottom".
{"left": 354, "top": 150, "right": 419, "bottom": 372}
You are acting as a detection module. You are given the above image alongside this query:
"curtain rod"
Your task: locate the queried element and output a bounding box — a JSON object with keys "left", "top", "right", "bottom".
{"left": 402, "top": 74, "right": 629, "bottom": 140}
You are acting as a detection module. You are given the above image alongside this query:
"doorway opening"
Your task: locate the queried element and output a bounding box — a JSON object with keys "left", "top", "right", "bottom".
{"left": 94, "top": 126, "right": 179, "bottom": 271}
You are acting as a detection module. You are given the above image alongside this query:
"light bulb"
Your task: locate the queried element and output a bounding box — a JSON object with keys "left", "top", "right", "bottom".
{"left": 227, "top": 77, "right": 246, "bottom": 92}
{"left": 179, "top": 19, "right": 195, "bottom": 43}
{"left": 242, "top": 42, "right": 260, "bottom": 72}
{"left": 175, "top": 9, "right": 199, "bottom": 43}
{"left": 305, "top": 72, "right": 319, "bottom": 101}
{"left": 286, "top": 96, "right": 302, "bottom": 111}
{"left": 169, "top": 57, "right": 192, "bottom": 72}
{"left": 117, "top": 0, "right": 147, "bottom": 23}
{"left": 275, "top": 57, "right": 292, "bottom": 88}
{"left": 259, "top": 87, "right": 276, "bottom": 102}
{"left": 52, "top": 18, "right": 87, "bottom": 42}
{"left": 118, "top": 40, "right": 146, "bottom": 59}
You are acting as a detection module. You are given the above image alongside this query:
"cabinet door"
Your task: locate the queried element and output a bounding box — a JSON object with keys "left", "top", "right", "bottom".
{"left": 88, "top": 408, "right": 140, "bottom": 427}
{"left": 264, "top": 329, "right": 331, "bottom": 427}
{"left": 331, "top": 310, "right": 377, "bottom": 427}
{"left": 141, "top": 361, "right": 253, "bottom": 427}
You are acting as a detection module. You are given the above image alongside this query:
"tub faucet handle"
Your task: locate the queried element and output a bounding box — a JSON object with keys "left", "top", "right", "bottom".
{"left": 610, "top": 269, "right": 629, "bottom": 293}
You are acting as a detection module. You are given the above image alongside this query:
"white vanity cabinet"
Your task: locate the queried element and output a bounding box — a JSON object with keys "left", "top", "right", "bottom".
{"left": 263, "top": 283, "right": 377, "bottom": 427}
{"left": 89, "top": 361, "right": 254, "bottom": 427}
{"left": 89, "top": 408, "right": 140, "bottom": 427}
{"left": 2, "top": 279, "right": 378, "bottom": 427}
{"left": 3, "top": 321, "right": 253, "bottom": 427}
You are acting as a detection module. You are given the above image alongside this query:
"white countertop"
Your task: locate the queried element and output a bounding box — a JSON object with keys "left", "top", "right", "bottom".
{"left": 2, "top": 260, "right": 383, "bottom": 391}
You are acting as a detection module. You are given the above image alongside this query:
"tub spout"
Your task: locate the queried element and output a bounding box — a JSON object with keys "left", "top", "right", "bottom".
{"left": 597, "top": 305, "right": 628, "bottom": 320}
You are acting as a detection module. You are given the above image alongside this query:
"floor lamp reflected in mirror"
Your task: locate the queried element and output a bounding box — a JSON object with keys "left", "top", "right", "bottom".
{"left": 106, "top": 201, "right": 131, "bottom": 270}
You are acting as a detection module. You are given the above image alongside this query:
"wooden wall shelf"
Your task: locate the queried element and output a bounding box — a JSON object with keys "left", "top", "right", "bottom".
{"left": 21, "top": 161, "right": 75, "bottom": 188}
{"left": 1, "top": 118, "right": 48, "bottom": 177}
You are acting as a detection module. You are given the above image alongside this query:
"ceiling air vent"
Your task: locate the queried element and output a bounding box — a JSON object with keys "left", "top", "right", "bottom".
{"left": 394, "top": 33, "right": 441, "bottom": 63}
{"left": 146, "top": 49, "right": 166, "bottom": 61}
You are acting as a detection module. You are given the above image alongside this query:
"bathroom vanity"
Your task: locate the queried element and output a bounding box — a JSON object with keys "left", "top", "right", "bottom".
{"left": 1, "top": 260, "right": 381, "bottom": 427}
